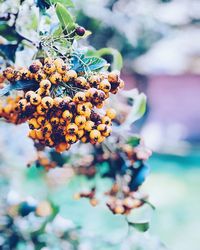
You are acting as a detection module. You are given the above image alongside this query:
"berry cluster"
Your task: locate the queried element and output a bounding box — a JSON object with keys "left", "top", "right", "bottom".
{"left": 106, "top": 184, "right": 145, "bottom": 215}
{"left": 0, "top": 95, "right": 30, "bottom": 124}
{"left": 1, "top": 57, "right": 124, "bottom": 151}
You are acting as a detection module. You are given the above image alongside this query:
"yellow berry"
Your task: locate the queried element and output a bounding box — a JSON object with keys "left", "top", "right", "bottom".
{"left": 29, "top": 60, "right": 42, "bottom": 73}
{"left": 25, "top": 91, "right": 35, "bottom": 101}
{"left": 77, "top": 104, "right": 91, "bottom": 117}
{"left": 99, "top": 79, "right": 111, "bottom": 93}
{"left": 34, "top": 71, "right": 46, "bottom": 82}
{"left": 97, "top": 124, "right": 107, "bottom": 132}
{"left": 44, "top": 57, "right": 53, "bottom": 64}
{"left": 102, "top": 116, "right": 112, "bottom": 125}
{"left": 37, "top": 88, "right": 46, "bottom": 96}
{"left": 108, "top": 71, "right": 119, "bottom": 83}
{"left": 85, "top": 88, "right": 98, "bottom": 100}
{"left": 62, "top": 110, "right": 73, "bottom": 121}
{"left": 43, "top": 63, "right": 56, "bottom": 74}
{"left": 28, "top": 129, "right": 37, "bottom": 139}
{"left": 102, "top": 126, "right": 112, "bottom": 137}
{"left": 54, "top": 59, "right": 67, "bottom": 74}
{"left": 75, "top": 76, "right": 89, "bottom": 88}
{"left": 106, "top": 108, "right": 116, "bottom": 120}
{"left": 43, "top": 123, "right": 52, "bottom": 133}
{"left": 73, "top": 92, "right": 86, "bottom": 103}
{"left": 67, "top": 70, "right": 77, "bottom": 80}
{"left": 40, "top": 79, "right": 51, "bottom": 89}
{"left": 30, "top": 94, "right": 42, "bottom": 106}
{"left": 28, "top": 118, "right": 40, "bottom": 130}
{"left": 65, "top": 134, "right": 77, "bottom": 144}
{"left": 90, "top": 129, "right": 101, "bottom": 141}
{"left": 36, "top": 104, "right": 46, "bottom": 115}
{"left": 89, "top": 75, "right": 100, "bottom": 87}
{"left": 85, "top": 102, "right": 93, "bottom": 109}
{"left": 75, "top": 115, "right": 86, "bottom": 128}
{"left": 18, "top": 99, "right": 27, "bottom": 111}
{"left": 35, "top": 129, "right": 44, "bottom": 140}
{"left": 77, "top": 129, "right": 84, "bottom": 139}
{"left": 37, "top": 116, "right": 46, "bottom": 126}
{"left": 49, "top": 72, "right": 62, "bottom": 84}
{"left": 63, "top": 96, "right": 72, "bottom": 103}
{"left": 50, "top": 117, "right": 60, "bottom": 126}
{"left": 3, "top": 67, "right": 15, "bottom": 81}
{"left": 98, "top": 135, "right": 105, "bottom": 143}
{"left": 54, "top": 58, "right": 64, "bottom": 67}
{"left": 84, "top": 121, "right": 95, "bottom": 132}
{"left": 53, "top": 97, "right": 63, "bottom": 108}
{"left": 41, "top": 97, "right": 54, "bottom": 109}
{"left": 66, "top": 123, "right": 78, "bottom": 134}
{"left": 96, "top": 102, "right": 104, "bottom": 109}
{"left": 20, "top": 67, "right": 31, "bottom": 79}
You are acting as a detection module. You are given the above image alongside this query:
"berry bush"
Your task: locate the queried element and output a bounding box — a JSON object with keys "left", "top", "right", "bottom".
{"left": 0, "top": 1, "right": 154, "bottom": 249}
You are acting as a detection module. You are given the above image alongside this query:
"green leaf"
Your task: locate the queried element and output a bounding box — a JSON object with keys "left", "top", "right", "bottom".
{"left": 51, "top": 0, "right": 74, "bottom": 8}
{"left": 71, "top": 54, "right": 108, "bottom": 73}
{"left": 0, "top": 22, "right": 23, "bottom": 42}
{"left": 56, "top": 2, "right": 76, "bottom": 36}
{"left": 127, "top": 135, "right": 141, "bottom": 147}
{"left": 83, "top": 57, "right": 108, "bottom": 71}
{"left": 96, "top": 48, "right": 123, "bottom": 71}
{"left": 123, "top": 93, "right": 147, "bottom": 127}
{"left": 128, "top": 221, "right": 149, "bottom": 232}
{"left": 142, "top": 200, "right": 156, "bottom": 210}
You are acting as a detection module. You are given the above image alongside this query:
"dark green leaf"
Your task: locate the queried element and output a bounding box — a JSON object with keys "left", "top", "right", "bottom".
{"left": 0, "top": 44, "right": 18, "bottom": 62}
{"left": 96, "top": 48, "right": 123, "bottom": 71}
{"left": 127, "top": 135, "right": 141, "bottom": 147}
{"left": 0, "top": 85, "right": 12, "bottom": 96}
{"left": 36, "top": 0, "right": 51, "bottom": 10}
{"left": 128, "top": 221, "right": 149, "bottom": 232}
{"left": 0, "top": 22, "right": 21, "bottom": 42}
{"left": 142, "top": 200, "right": 156, "bottom": 210}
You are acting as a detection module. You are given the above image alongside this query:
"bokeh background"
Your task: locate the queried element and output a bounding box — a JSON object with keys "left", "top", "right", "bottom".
{"left": 76, "top": 1, "right": 200, "bottom": 249}
{"left": 1, "top": 0, "right": 200, "bottom": 249}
